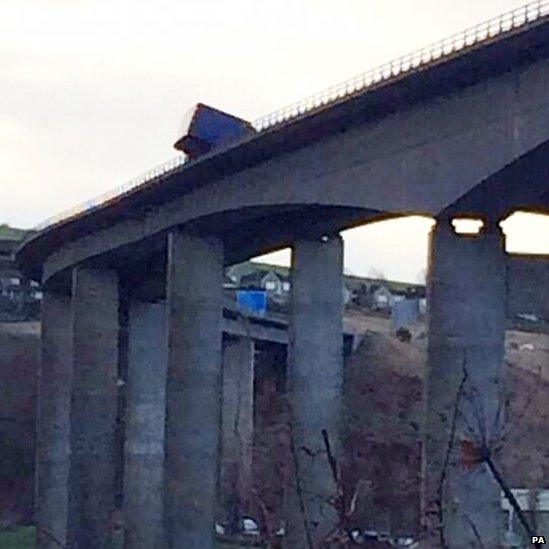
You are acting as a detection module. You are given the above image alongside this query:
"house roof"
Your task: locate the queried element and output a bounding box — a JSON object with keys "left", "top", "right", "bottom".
{"left": 238, "top": 267, "right": 290, "bottom": 288}
{"left": 228, "top": 261, "right": 291, "bottom": 284}
{"left": 239, "top": 271, "right": 268, "bottom": 288}
{"left": 229, "top": 261, "right": 426, "bottom": 295}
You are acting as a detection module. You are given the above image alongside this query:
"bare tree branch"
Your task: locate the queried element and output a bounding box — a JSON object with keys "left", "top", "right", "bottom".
{"left": 483, "top": 452, "right": 534, "bottom": 539}
{"left": 436, "top": 359, "right": 468, "bottom": 549}
{"left": 464, "top": 514, "right": 486, "bottom": 549}
{"left": 36, "top": 525, "right": 67, "bottom": 548}
{"left": 288, "top": 419, "right": 314, "bottom": 549}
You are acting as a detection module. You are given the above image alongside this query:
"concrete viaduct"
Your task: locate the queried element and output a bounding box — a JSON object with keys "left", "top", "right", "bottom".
{"left": 16, "top": 4, "right": 549, "bottom": 548}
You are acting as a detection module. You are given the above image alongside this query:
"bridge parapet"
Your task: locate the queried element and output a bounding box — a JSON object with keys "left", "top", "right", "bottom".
{"left": 31, "top": 0, "right": 549, "bottom": 235}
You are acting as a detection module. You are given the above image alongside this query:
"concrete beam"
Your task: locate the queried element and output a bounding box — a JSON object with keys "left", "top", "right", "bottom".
{"left": 164, "top": 231, "right": 223, "bottom": 548}
{"left": 222, "top": 316, "right": 287, "bottom": 344}
{"left": 124, "top": 301, "right": 167, "bottom": 548}
{"left": 422, "top": 219, "right": 506, "bottom": 547}
{"left": 26, "top": 52, "right": 549, "bottom": 287}
{"left": 67, "top": 267, "right": 119, "bottom": 548}
{"left": 35, "top": 291, "right": 72, "bottom": 549}
{"left": 286, "top": 235, "right": 344, "bottom": 547}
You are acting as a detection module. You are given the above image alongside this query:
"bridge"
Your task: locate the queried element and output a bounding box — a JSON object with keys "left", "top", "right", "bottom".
{"left": 17, "top": 2, "right": 549, "bottom": 547}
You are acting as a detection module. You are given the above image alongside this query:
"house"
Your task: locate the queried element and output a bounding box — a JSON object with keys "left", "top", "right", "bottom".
{"left": 223, "top": 272, "right": 238, "bottom": 289}
{"left": 229, "top": 262, "right": 357, "bottom": 310}
{"left": 228, "top": 263, "right": 290, "bottom": 308}
{"left": 370, "top": 284, "right": 394, "bottom": 311}
{"left": 239, "top": 269, "right": 290, "bottom": 297}
{"left": 344, "top": 274, "right": 426, "bottom": 313}
{"left": 0, "top": 226, "right": 41, "bottom": 321}
{"left": 228, "top": 262, "right": 427, "bottom": 315}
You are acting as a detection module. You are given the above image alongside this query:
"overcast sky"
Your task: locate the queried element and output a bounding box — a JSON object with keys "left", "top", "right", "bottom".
{"left": 2, "top": 0, "right": 548, "bottom": 281}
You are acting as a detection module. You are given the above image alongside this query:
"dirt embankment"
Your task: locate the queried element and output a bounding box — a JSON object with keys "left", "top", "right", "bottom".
{"left": 342, "top": 320, "right": 549, "bottom": 535}
{"left": 1, "top": 316, "right": 548, "bottom": 535}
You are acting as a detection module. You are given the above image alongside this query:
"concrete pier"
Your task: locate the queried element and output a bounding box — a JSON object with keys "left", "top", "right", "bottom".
{"left": 124, "top": 301, "right": 167, "bottom": 548}
{"left": 423, "top": 218, "right": 506, "bottom": 547}
{"left": 286, "top": 235, "right": 344, "bottom": 547}
{"left": 164, "top": 231, "right": 224, "bottom": 548}
{"left": 220, "top": 335, "right": 255, "bottom": 526}
{"left": 35, "top": 291, "right": 72, "bottom": 549}
{"left": 67, "top": 267, "right": 120, "bottom": 548}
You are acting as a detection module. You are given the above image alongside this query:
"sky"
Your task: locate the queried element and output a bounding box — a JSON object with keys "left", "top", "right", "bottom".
{"left": 2, "top": 0, "right": 548, "bottom": 281}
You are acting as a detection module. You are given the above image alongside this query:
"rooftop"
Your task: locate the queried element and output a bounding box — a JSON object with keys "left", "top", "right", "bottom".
{"left": 231, "top": 261, "right": 425, "bottom": 292}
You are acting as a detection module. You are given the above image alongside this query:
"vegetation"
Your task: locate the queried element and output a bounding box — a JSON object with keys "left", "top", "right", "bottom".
{"left": 0, "top": 224, "right": 28, "bottom": 241}
{"left": 0, "top": 527, "right": 253, "bottom": 549}
{"left": 0, "top": 527, "right": 35, "bottom": 548}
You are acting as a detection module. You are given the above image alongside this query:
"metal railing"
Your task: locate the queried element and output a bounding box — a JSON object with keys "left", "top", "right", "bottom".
{"left": 254, "top": 0, "right": 549, "bottom": 130}
{"left": 33, "top": 154, "right": 189, "bottom": 231}
{"left": 33, "top": 0, "right": 549, "bottom": 233}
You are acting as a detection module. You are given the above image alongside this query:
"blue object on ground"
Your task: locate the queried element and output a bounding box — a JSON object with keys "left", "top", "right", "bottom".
{"left": 237, "top": 290, "right": 267, "bottom": 316}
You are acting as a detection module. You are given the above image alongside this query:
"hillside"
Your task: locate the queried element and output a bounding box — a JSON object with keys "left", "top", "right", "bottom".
{"left": 0, "top": 322, "right": 40, "bottom": 525}
{"left": 0, "top": 225, "right": 28, "bottom": 241}
{"left": 1, "top": 316, "right": 547, "bottom": 536}
{"left": 342, "top": 321, "right": 549, "bottom": 535}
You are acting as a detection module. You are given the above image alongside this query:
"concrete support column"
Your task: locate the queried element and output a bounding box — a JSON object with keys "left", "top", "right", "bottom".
{"left": 124, "top": 301, "right": 167, "bottom": 548}
{"left": 220, "top": 335, "right": 255, "bottom": 527}
{"left": 35, "top": 290, "right": 72, "bottom": 549}
{"left": 286, "top": 235, "right": 344, "bottom": 547}
{"left": 422, "top": 218, "right": 506, "bottom": 547}
{"left": 165, "top": 230, "right": 224, "bottom": 548}
{"left": 67, "top": 266, "right": 119, "bottom": 548}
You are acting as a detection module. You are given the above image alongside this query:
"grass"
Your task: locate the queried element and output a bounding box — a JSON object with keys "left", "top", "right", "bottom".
{"left": 0, "top": 224, "right": 28, "bottom": 241}
{"left": 0, "top": 527, "right": 35, "bottom": 548}
{"left": 0, "top": 528, "right": 259, "bottom": 548}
